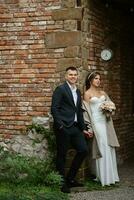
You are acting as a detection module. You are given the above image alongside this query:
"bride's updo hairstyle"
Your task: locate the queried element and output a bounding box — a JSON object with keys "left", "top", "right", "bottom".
{"left": 85, "top": 71, "right": 101, "bottom": 90}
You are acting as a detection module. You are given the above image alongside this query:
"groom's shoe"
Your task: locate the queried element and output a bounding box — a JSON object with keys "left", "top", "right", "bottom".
{"left": 67, "top": 179, "right": 84, "bottom": 188}
{"left": 61, "top": 183, "right": 70, "bottom": 193}
{"left": 90, "top": 174, "right": 97, "bottom": 181}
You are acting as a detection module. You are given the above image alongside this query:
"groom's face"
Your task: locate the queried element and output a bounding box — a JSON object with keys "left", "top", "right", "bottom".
{"left": 65, "top": 69, "right": 78, "bottom": 85}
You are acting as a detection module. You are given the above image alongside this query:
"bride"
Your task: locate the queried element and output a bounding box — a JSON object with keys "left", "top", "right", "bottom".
{"left": 83, "top": 71, "right": 120, "bottom": 186}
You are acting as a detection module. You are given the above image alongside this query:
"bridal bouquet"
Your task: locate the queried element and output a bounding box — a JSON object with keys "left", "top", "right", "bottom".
{"left": 100, "top": 101, "right": 116, "bottom": 119}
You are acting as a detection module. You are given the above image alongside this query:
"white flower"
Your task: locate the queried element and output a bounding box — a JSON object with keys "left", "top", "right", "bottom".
{"left": 100, "top": 101, "right": 116, "bottom": 118}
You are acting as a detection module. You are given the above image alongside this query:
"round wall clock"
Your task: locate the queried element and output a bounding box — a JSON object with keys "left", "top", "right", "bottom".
{"left": 100, "top": 49, "right": 113, "bottom": 61}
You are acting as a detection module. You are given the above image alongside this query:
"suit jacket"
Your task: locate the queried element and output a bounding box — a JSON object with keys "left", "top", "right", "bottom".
{"left": 51, "top": 82, "right": 86, "bottom": 131}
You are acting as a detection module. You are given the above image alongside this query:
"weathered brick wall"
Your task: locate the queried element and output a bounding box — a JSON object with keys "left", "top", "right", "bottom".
{"left": 87, "top": 0, "right": 134, "bottom": 161}
{"left": 0, "top": 0, "right": 62, "bottom": 135}
{"left": 119, "top": 19, "right": 134, "bottom": 160}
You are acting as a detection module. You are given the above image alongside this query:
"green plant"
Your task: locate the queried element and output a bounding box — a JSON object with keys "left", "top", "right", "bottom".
{"left": 0, "top": 193, "right": 31, "bottom": 200}
{"left": 0, "top": 124, "right": 69, "bottom": 199}
{"left": 35, "top": 191, "right": 68, "bottom": 200}
{"left": 44, "top": 171, "right": 62, "bottom": 187}
{"left": 0, "top": 184, "right": 69, "bottom": 200}
{"left": 0, "top": 149, "right": 57, "bottom": 185}
{"left": 85, "top": 179, "right": 119, "bottom": 191}
{"left": 27, "top": 124, "right": 56, "bottom": 156}
{"left": 0, "top": 193, "right": 15, "bottom": 200}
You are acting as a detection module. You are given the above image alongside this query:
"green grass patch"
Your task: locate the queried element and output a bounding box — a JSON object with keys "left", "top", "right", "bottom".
{"left": 0, "top": 183, "right": 69, "bottom": 200}
{"left": 85, "top": 179, "right": 120, "bottom": 191}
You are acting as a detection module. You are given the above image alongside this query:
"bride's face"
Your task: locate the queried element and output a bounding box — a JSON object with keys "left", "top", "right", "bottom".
{"left": 91, "top": 75, "right": 101, "bottom": 87}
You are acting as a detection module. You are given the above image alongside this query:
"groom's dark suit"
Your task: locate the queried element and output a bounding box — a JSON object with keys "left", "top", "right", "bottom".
{"left": 51, "top": 82, "right": 88, "bottom": 182}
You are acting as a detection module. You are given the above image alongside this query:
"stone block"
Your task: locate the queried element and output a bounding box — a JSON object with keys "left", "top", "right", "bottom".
{"left": 81, "top": 47, "right": 89, "bottom": 59}
{"left": 81, "top": 0, "right": 89, "bottom": 7}
{"left": 52, "top": 8, "right": 82, "bottom": 20}
{"left": 81, "top": 20, "right": 89, "bottom": 32}
{"left": 57, "top": 58, "right": 82, "bottom": 72}
{"left": 62, "top": 0, "right": 75, "bottom": 8}
{"left": 45, "top": 31, "right": 81, "bottom": 48}
{"left": 64, "top": 46, "right": 80, "bottom": 58}
{"left": 82, "top": 59, "right": 88, "bottom": 70}
{"left": 64, "top": 20, "right": 77, "bottom": 31}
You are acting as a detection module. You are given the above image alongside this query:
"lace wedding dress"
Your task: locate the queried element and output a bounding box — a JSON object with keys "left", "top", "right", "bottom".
{"left": 90, "top": 95, "right": 119, "bottom": 186}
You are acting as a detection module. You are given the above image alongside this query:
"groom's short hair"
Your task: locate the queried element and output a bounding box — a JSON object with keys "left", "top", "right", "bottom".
{"left": 66, "top": 66, "right": 78, "bottom": 72}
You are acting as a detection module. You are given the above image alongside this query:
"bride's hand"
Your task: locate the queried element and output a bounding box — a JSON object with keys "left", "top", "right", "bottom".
{"left": 83, "top": 130, "right": 93, "bottom": 138}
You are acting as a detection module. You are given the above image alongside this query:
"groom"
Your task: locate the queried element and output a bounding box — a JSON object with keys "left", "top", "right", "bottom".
{"left": 51, "top": 66, "right": 93, "bottom": 193}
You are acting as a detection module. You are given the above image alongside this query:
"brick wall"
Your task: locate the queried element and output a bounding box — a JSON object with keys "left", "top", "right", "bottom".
{"left": 0, "top": 0, "right": 62, "bottom": 135}
{"left": 87, "top": 0, "right": 134, "bottom": 161}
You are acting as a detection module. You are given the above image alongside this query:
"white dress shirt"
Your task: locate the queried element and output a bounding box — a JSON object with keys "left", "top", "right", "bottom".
{"left": 67, "top": 82, "right": 77, "bottom": 122}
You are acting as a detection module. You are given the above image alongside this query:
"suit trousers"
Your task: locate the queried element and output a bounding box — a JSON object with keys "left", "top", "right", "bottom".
{"left": 55, "top": 123, "right": 88, "bottom": 181}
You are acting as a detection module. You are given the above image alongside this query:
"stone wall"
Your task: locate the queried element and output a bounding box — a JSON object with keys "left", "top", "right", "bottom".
{"left": 0, "top": 116, "right": 49, "bottom": 160}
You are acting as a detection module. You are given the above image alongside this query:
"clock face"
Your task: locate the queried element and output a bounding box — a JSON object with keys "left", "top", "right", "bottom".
{"left": 101, "top": 49, "right": 113, "bottom": 61}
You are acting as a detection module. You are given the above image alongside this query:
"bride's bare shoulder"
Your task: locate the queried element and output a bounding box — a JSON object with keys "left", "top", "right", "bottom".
{"left": 100, "top": 90, "right": 107, "bottom": 96}
{"left": 84, "top": 90, "right": 92, "bottom": 102}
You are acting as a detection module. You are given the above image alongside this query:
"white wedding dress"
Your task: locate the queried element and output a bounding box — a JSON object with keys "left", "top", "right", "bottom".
{"left": 90, "top": 95, "right": 119, "bottom": 186}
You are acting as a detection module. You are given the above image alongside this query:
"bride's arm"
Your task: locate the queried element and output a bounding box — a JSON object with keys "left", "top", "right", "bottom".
{"left": 82, "top": 101, "right": 93, "bottom": 134}
{"left": 101, "top": 91, "right": 113, "bottom": 102}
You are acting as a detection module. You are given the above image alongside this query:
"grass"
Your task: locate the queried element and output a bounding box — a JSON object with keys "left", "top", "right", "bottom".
{"left": 0, "top": 183, "right": 69, "bottom": 200}
{"left": 85, "top": 179, "right": 120, "bottom": 191}
{"left": 0, "top": 180, "right": 120, "bottom": 199}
